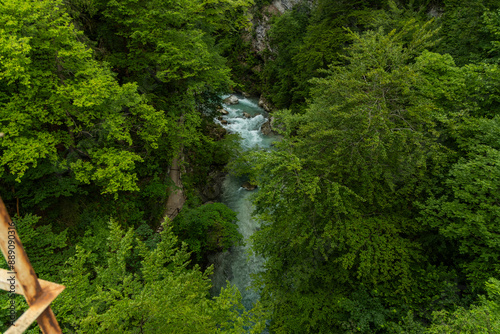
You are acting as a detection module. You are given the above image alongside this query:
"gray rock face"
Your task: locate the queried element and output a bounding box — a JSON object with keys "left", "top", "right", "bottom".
{"left": 270, "top": 0, "right": 303, "bottom": 14}
{"left": 223, "top": 95, "right": 239, "bottom": 105}
{"left": 252, "top": 0, "right": 310, "bottom": 53}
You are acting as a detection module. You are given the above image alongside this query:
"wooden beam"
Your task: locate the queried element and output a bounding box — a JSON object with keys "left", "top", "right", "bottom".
{"left": 0, "top": 198, "right": 64, "bottom": 333}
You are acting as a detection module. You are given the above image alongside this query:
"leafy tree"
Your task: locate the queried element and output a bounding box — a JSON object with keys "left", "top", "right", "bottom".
{"left": 483, "top": 9, "right": 500, "bottom": 63}
{"left": 426, "top": 278, "right": 500, "bottom": 333}
{"left": 437, "top": 0, "right": 500, "bottom": 65}
{"left": 54, "top": 219, "right": 266, "bottom": 333}
{"left": 243, "top": 23, "right": 445, "bottom": 333}
{"left": 420, "top": 116, "right": 500, "bottom": 289}
{"left": 0, "top": 0, "right": 249, "bottom": 229}
{"left": 413, "top": 50, "right": 500, "bottom": 290}
{"left": 64, "top": 0, "right": 253, "bottom": 226}
{"left": 262, "top": 0, "right": 384, "bottom": 112}
{"left": 261, "top": 3, "right": 312, "bottom": 110}
{"left": 0, "top": 0, "right": 162, "bottom": 210}
{"left": 173, "top": 203, "right": 243, "bottom": 262}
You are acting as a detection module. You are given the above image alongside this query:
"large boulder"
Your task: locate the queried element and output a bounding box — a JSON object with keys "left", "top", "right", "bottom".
{"left": 258, "top": 95, "right": 272, "bottom": 112}
{"left": 219, "top": 108, "right": 229, "bottom": 115}
{"left": 261, "top": 120, "right": 272, "bottom": 135}
{"left": 223, "top": 95, "right": 239, "bottom": 105}
{"left": 218, "top": 117, "right": 228, "bottom": 125}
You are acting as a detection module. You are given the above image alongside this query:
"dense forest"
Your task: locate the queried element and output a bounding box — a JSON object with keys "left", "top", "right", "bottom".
{"left": 1, "top": 0, "right": 500, "bottom": 332}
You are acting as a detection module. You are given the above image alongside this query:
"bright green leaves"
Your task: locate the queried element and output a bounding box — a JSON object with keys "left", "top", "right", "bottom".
{"left": 414, "top": 48, "right": 500, "bottom": 290}
{"left": 303, "top": 25, "right": 438, "bottom": 208}
{"left": 426, "top": 278, "right": 500, "bottom": 333}
{"left": 70, "top": 148, "right": 143, "bottom": 195}
{"left": 416, "top": 51, "right": 500, "bottom": 119}
{"left": 97, "top": 0, "right": 246, "bottom": 89}
{"left": 0, "top": 0, "right": 162, "bottom": 199}
{"left": 53, "top": 219, "right": 265, "bottom": 333}
{"left": 327, "top": 216, "right": 423, "bottom": 291}
{"left": 0, "top": 133, "right": 57, "bottom": 181}
{"left": 0, "top": 33, "right": 31, "bottom": 86}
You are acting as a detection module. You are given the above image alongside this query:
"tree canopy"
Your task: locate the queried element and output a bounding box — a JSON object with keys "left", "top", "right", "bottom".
{"left": 2, "top": 0, "right": 500, "bottom": 332}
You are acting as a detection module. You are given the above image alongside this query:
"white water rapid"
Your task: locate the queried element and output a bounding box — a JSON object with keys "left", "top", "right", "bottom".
{"left": 210, "top": 94, "right": 276, "bottom": 311}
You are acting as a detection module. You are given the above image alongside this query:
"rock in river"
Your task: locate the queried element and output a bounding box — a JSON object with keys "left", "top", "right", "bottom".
{"left": 224, "top": 95, "right": 239, "bottom": 105}
{"left": 261, "top": 120, "right": 272, "bottom": 135}
{"left": 241, "top": 181, "right": 257, "bottom": 191}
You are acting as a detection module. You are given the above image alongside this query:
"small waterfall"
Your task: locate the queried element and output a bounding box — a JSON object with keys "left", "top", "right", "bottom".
{"left": 210, "top": 94, "right": 275, "bottom": 310}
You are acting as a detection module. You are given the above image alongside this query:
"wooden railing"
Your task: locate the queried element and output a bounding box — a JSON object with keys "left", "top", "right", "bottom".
{"left": 0, "top": 197, "right": 64, "bottom": 333}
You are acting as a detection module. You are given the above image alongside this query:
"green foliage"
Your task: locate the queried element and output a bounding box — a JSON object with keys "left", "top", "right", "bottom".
{"left": 0, "top": 214, "right": 69, "bottom": 332}
{"left": 245, "top": 24, "right": 445, "bottom": 333}
{"left": 483, "top": 9, "right": 500, "bottom": 63}
{"left": 420, "top": 117, "right": 500, "bottom": 289}
{"left": 4, "top": 0, "right": 500, "bottom": 332}
{"left": 415, "top": 51, "right": 500, "bottom": 119}
{"left": 413, "top": 49, "right": 500, "bottom": 290}
{"left": 184, "top": 131, "right": 240, "bottom": 192}
{"left": 261, "top": 3, "right": 312, "bottom": 110}
{"left": 239, "top": 5, "right": 500, "bottom": 331}
{"left": 54, "top": 219, "right": 265, "bottom": 333}
{"left": 173, "top": 203, "right": 243, "bottom": 261}
{"left": 426, "top": 278, "right": 500, "bottom": 333}
{"left": 437, "top": 0, "right": 500, "bottom": 65}
{"left": 261, "top": 0, "right": 385, "bottom": 112}
{"left": 0, "top": 0, "right": 157, "bottom": 205}
{"left": 0, "top": 0, "right": 252, "bottom": 232}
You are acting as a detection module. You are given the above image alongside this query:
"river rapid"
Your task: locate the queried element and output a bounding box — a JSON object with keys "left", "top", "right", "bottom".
{"left": 209, "top": 94, "right": 277, "bottom": 311}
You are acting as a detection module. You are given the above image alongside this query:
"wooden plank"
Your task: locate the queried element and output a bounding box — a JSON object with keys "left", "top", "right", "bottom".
{"left": 0, "top": 198, "right": 64, "bottom": 333}
{"left": 4, "top": 283, "right": 65, "bottom": 334}
{"left": 0, "top": 269, "right": 64, "bottom": 296}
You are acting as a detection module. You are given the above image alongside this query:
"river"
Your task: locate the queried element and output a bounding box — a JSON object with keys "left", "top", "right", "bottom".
{"left": 209, "top": 94, "right": 276, "bottom": 311}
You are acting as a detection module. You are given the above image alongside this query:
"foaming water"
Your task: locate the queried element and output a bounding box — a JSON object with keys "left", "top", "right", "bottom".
{"left": 216, "top": 97, "right": 271, "bottom": 150}
{"left": 211, "top": 94, "right": 275, "bottom": 314}
{"left": 222, "top": 116, "right": 266, "bottom": 149}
